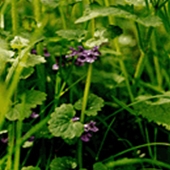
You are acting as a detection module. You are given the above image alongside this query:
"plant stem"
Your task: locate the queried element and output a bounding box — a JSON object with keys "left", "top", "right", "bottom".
{"left": 78, "top": 64, "right": 93, "bottom": 169}
{"left": 14, "top": 120, "right": 22, "bottom": 170}
{"left": 11, "top": 0, "right": 18, "bottom": 35}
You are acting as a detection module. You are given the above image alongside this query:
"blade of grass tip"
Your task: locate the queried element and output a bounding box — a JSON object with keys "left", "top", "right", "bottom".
{"left": 95, "top": 118, "right": 116, "bottom": 161}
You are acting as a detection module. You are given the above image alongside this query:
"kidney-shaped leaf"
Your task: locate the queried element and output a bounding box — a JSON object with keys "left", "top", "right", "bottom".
{"left": 48, "top": 104, "right": 84, "bottom": 139}
{"left": 50, "top": 157, "right": 77, "bottom": 170}
{"left": 74, "top": 93, "right": 104, "bottom": 116}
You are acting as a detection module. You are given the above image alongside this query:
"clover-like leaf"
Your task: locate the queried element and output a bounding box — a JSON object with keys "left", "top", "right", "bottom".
{"left": 74, "top": 93, "right": 104, "bottom": 116}
{"left": 48, "top": 104, "right": 84, "bottom": 139}
{"left": 50, "top": 157, "right": 77, "bottom": 170}
{"left": 21, "top": 166, "right": 41, "bottom": 170}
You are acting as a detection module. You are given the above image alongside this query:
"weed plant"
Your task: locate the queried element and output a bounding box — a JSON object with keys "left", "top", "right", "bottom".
{"left": 0, "top": 0, "right": 170, "bottom": 169}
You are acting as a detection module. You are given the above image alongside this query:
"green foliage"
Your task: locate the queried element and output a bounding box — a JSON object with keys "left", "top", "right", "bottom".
{"left": 10, "top": 36, "right": 30, "bottom": 49}
{"left": 134, "top": 92, "right": 170, "bottom": 130}
{"left": 6, "top": 90, "right": 47, "bottom": 121}
{"left": 74, "top": 93, "right": 104, "bottom": 116}
{"left": 56, "top": 29, "right": 87, "bottom": 42}
{"left": 93, "top": 162, "right": 107, "bottom": 170}
{"left": 21, "top": 166, "right": 41, "bottom": 170}
{"left": 48, "top": 104, "right": 84, "bottom": 139}
{"left": 50, "top": 157, "right": 77, "bottom": 170}
{"left": 75, "top": 5, "right": 162, "bottom": 27}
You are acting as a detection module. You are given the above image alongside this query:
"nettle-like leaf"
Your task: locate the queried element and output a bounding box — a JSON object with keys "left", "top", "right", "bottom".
{"left": 74, "top": 93, "right": 104, "bottom": 116}
{"left": 75, "top": 6, "right": 162, "bottom": 27}
{"left": 134, "top": 94, "right": 170, "bottom": 130}
{"left": 48, "top": 104, "right": 84, "bottom": 139}
{"left": 21, "top": 166, "right": 41, "bottom": 170}
{"left": 50, "top": 157, "right": 77, "bottom": 170}
{"left": 56, "top": 29, "right": 87, "bottom": 42}
{"left": 6, "top": 90, "right": 47, "bottom": 121}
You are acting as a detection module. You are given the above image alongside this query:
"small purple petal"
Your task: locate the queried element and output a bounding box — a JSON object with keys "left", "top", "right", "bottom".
{"left": 72, "top": 117, "right": 80, "bottom": 122}
{"left": 52, "top": 63, "right": 59, "bottom": 70}
{"left": 81, "top": 133, "right": 92, "bottom": 142}
{"left": 1, "top": 137, "right": 8, "bottom": 143}
{"left": 31, "top": 49, "right": 37, "bottom": 55}
{"left": 30, "top": 112, "right": 39, "bottom": 119}
{"left": 43, "top": 48, "right": 50, "bottom": 57}
{"left": 28, "top": 136, "right": 35, "bottom": 142}
{"left": 84, "top": 121, "right": 99, "bottom": 132}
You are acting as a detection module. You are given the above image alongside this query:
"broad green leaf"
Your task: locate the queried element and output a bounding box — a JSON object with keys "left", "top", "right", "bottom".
{"left": 20, "top": 67, "right": 34, "bottom": 79}
{"left": 93, "top": 162, "right": 107, "bottom": 170}
{"left": 75, "top": 6, "right": 162, "bottom": 27}
{"left": 21, "top": 166, "right": 41, "bottom": 170}
{"left": 134, "top": 93, "right": 170, "bottom": 130}
{"left": 24, "top": 90, "right": 47, "bottom": 108}
{"left": 56, "top": 29, "right": 87, "bottom": 42}
{"left": 6, "top": 103, "right": 32, "bottom": 121}
{"left": 50, "top": 157, "right": 77, "bottom": 170}
{"left": 74, "top": 93, "right": 104, "bottom": 116}
{"left": 6, "top": 90, "right": 47, "bottom": 121}
{"left": 20, "top": 54, "right": 46, "bottom": 67}
{"left": 48, "top": 104, "right": 84, "bottom": 139}
{"left": 10, "top": 36, "right": 30, "bottom": 49}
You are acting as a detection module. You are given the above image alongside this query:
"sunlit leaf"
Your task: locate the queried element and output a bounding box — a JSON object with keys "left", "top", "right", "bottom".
{"left": 56, "top": 29, "right": 87, "bottom": 42}
{"left": 48, "top": 104, "right": 84, "bottom": 139}
{"left": 10, "top": 36, "right": 30, "bottom": 49}
{"left": 21, "top": 166, "right": 41, "bottom": 170}
{"left": 74, "top": 93, "right": 104, "bottom": 116}
{"left": 50, "top": 157, "right": 77, "bottom": 170}
{"left": 93, "top": 162, "right": 107, "bottom": 170}
{"left": 75, "top": 6, "right": 162, "bottom": 27}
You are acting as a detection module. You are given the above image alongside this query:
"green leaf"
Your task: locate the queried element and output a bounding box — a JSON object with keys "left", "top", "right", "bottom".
{"left": 21, "top": 166, "right": 41, "bottom": 170}
{"left": 134, "top": 93, "right": 170, "bottom": 130}
{"left": 93, "top": 162, "right": 107, "bottom": 170}
{"left": 75, "top": 6, "right": 162, "bottom": 27}
{"left": 10, "top": 36, "right": 30, "bottom": 49}
{"left": 56, "top": 29, "right": 87, "bottom": 42}
{"left": 50, "top": 157, "right": 77, "bottom": 170}
{"left": 24, "top": 90, "right": 47, "bottom": 108}
{"left": 48, "top": 104, "right": 84, "bottom": 139}
{"left": 20, "top": 67, "right": 34, "bottom": 79}
{"left": 6, "top": 90, "right": 47, "bottom": 121}
{"left": 74, "top": 93, "right": 104, "bottom": 116}
{"left": 20, "top": 54, "right": 46, "bottom": 68}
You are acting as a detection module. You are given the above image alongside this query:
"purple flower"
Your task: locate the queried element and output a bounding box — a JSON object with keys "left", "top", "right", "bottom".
{"left": 72, "top": 117, "right": 80, "bottom": 122}
{"left": 84, "top": 121, "right": 99, "bottom": 132}
{"left": 28, "top": 136, "right": 35, "bottom": 142}
{"left": 31, "top": 49, "right": 37, "bottom": 55}
{"left": 81, "top": 132, "right": 92, "bottom": 142}
{"left": 30, "top": 112, "right": 39, "bottom": 118}
{"left": 43, "top": 48, "right": 50, "bottom": 57}
{"left": 52, "top": 63, "right": 59, "bottom": 70}
{"left": 1, "top": 137, "right": 8, "bottom": 143}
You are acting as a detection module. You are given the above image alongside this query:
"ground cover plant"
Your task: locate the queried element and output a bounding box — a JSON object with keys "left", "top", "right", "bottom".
{"left": 1, "top": 0, "right": 170, "bottom": 169}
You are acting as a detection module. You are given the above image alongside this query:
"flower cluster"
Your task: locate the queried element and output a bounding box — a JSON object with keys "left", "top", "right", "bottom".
{"left": 81, "top": 121, "right": 99, "bottom": 142}
{"left": 52, "top": 46, "right": 101, "bottom": 70}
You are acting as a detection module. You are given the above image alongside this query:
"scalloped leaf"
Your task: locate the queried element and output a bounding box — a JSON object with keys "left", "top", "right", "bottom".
{"left": 48, "top": 104, "right": 84, "bottom": 139}
{"left": 50, "top": 157, "right": 77, "bottom": 170}
{"left": 56, "top": 29, "right": 87, "bottom": 42}
{"left": 75, "top": 6, "right": 162, "bottom": 27}
{"left": 21, "top": 166, "right": 41, "bottom": 170}
{"left": 134, "top": 95, "right": 170, "bottom": 130}
{"left": 93, "top": 162, "right": 107, "bottom": 170}
{"left": 5, "top": 90, "right": 47, "bottom": 121}
{"left": 74, "top": 93, "right": 104, "bottom": 116}
{"left": 20, "top": 54, "right": 46, "bottom": 68}
{"left": 24, "top": 90, "right": 47, "bottom": 108}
